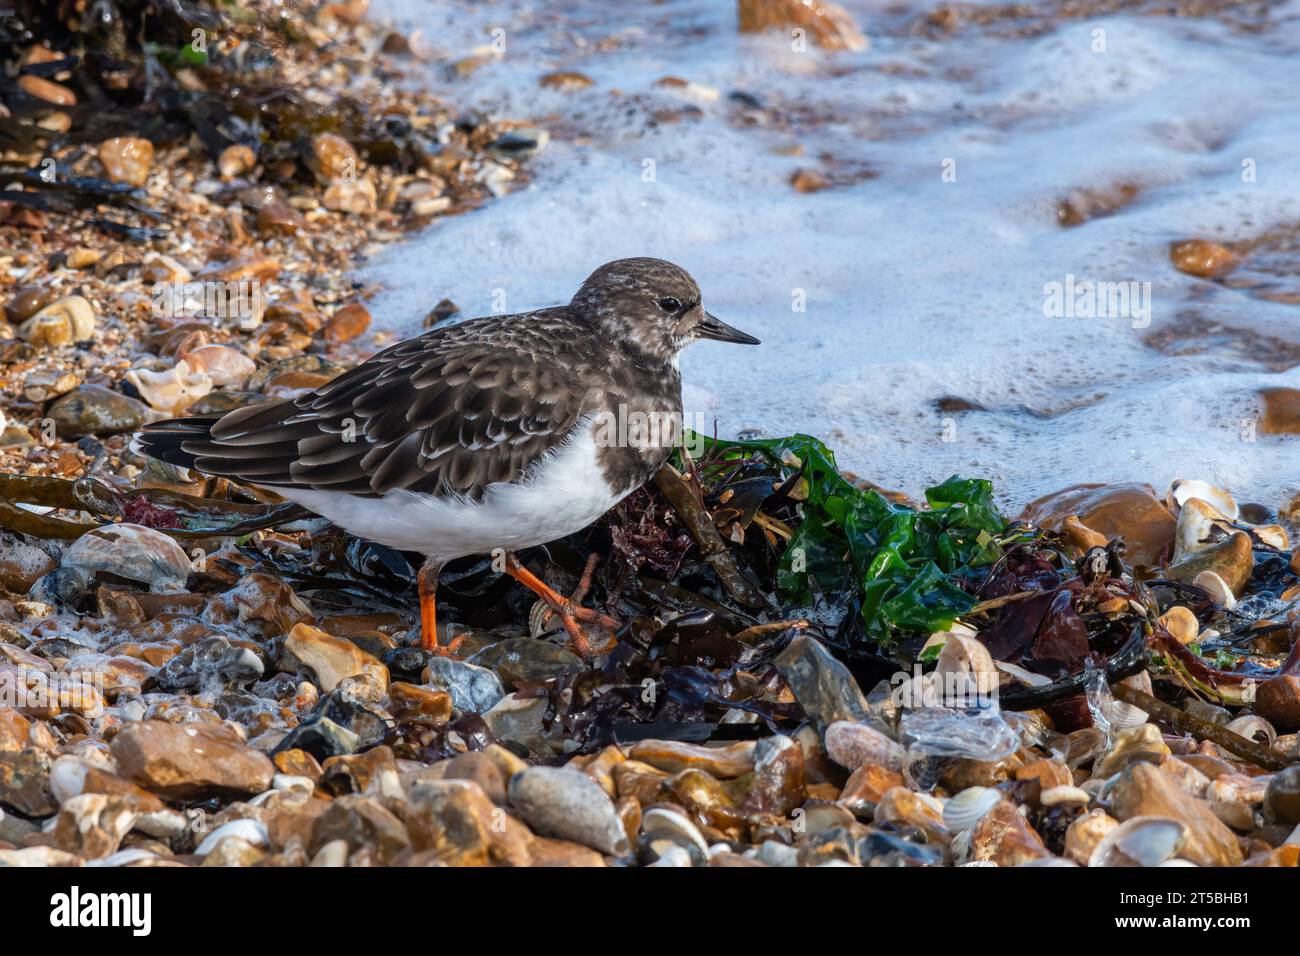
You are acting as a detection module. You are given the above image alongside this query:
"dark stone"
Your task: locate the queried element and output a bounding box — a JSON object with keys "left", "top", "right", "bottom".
{"left": 773, "top": 634, "right": 871, "bottom": 733}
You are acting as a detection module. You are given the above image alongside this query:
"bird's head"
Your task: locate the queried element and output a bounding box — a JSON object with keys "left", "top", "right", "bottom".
{"left": 571, "top": 257, "right": 760, "bottom": 365}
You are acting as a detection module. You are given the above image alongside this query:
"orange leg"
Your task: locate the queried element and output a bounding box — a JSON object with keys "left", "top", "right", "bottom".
{"left": 418, "top": 561, "right": 464, "bottom": 657}
{"left": 503, "top": 553, "right": 619, "bottom": 659}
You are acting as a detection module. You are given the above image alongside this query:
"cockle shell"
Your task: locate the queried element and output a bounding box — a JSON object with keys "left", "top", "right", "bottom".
{"left": 942, "top": 786, "right": 1002, "bottom": 831}
{"left": 1108, "top": 671, "right": 1155, "bottom": 731}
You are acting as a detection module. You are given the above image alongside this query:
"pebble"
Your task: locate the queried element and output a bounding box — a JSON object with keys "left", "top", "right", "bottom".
{"left": 310, "top": 794, "right": 410, "bottom": 862}
{"left": 1108, "top": 762, "right": 1243, "bottom": 866}
{"left": 508, "top": 766, "right": 629, "bottom": 856}
{"left": 1258, "top": 387, "right": 1300, "bottom": 436}
{"left": 218, "top": 144, "right": 257, "bottom": 180}
{"left": 969, "top": 800, "right": 1051, "bottom": 866}
{"left": 1257, "top": 674, "right": 1300, "bottom": 731}
{"left": 1019, "top": 482, "right": 1175, "bottom": 568}
{"left": 323, "top": 177, "right": 378, "bottom": 214}
{"left": 773, "top": 633, "right": 871, "bottom": 732}
{"left": 0, "top": 748, "right": 56, "bottom": 816}
{"left": 110, "top": 721, "right": 274, "bottom": 800}
{"left": 824, "top": 720, "right": 905, "bottom": 771}
{"left": 1165, "top": 530, "right": 1254, "bottom": 597}
{"left": 539, "top": 71, "right": 594, "bottom": 91}
{"left": 1170, "top": 238, "right": 1237, "bottom": 278}
{"left": 470, "top": 636, "right": 583, "bottom": 683}
{"left": 281, "top": 623, "right": 388, "bottom": 695}
{"left": 324, "top": 302, "right": 372, "bottom": 343}
{"left": 98, "top": 137, "right": 155, "bottom": 186}
{"left": 62, "top": 523, "right": 192, "bottom": 592}
{"left": 737, "top": 0, "right": 867, "bottom": 51}
{"left": 628, "top": 739, "right": 755, "bottom": 778}
{"left": 1264, "top": 766, "right": 1300, "bottom": 825}
{"left": 422, "top": 656, "right": 505, "bottom": 714}
{"left": 46, "top": 384, "right": 152, "bottom": 438}
{"left": 0, "top": 536, "right": 56, "bottom": 593}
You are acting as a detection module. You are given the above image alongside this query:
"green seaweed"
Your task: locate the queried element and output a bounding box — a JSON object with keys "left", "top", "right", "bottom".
{"left": 691, "top": 432, "right": 1007, "bottom": 643}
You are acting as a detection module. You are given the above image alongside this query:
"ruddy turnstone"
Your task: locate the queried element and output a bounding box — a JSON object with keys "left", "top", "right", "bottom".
{"left": 135, "top": 258, "right": 759, "bottom": 657}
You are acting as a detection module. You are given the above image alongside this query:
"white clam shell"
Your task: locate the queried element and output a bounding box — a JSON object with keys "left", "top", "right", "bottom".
{"left": 640, "top": 807, "right": 709, "bottom": 862}
{"left": 941, "top": 786, "right": 1002, "bottom": 832}
{"left": 1089, "top": 815, "right": 1187, "bottom": 867}
{"left": 1225, "top": 715, "right": 1276, "bottom": 747}
{"left": 1192, "top": 570, "right": 1236, "bottom": 609}
{"left": 195, "top": 818, "right": 269, "bottom": 856}
{"left": 1170, "top": 479, "right": 1239, "bottom": 522}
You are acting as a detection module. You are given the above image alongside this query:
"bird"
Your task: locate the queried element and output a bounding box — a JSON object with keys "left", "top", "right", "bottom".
{"left": 134, "top": 257, "right": 760, "bottom": 659}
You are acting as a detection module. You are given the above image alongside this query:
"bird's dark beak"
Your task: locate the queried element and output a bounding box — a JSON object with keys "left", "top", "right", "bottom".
{"left": 697, "top": 312, "right": 760, "bottom": 345}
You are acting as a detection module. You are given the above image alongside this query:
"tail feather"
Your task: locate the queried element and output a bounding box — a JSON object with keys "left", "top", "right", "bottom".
{"left": 131, "top": 417, "right": 217, "bottom": 472}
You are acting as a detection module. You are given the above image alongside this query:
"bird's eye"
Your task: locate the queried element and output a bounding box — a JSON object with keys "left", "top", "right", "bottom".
{"left": 658, "top": 296, "right": 682, "bottom": 313}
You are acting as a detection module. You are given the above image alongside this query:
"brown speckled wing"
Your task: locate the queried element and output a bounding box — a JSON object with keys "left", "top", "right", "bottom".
{"left": 177, "top": 309, "right": 593, "bottom": 499}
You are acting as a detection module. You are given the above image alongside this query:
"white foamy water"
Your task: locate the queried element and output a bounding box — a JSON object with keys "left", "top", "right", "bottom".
{"left": 364, "top": 0, "right": 1300, "bottom": 511}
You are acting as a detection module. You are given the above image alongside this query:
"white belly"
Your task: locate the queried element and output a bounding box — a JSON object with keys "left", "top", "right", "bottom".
{"left": 279, "top": 424, "right": 629, "bottom": 562}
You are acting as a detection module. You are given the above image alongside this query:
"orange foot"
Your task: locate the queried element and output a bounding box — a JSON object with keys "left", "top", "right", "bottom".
{"left": 503, "top": 552, "right": 620, "bottom": 659}
{"left": 418, "top": 561, "right": 466, "bottom": 657}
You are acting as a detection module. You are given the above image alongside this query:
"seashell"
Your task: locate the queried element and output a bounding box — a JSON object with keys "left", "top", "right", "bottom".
{"left": 1158, "top": 605, "right": 1198, "bottom": 645}
{"left": 1108, "top": 671, "right": 1155, "bottom": 731}
{"left": 1089, "top": 815, "right": 1187, "bottom": 867}
{"left": 1225, "top": 714, "right": 1276, "bottom": 748}
{"left": 182, "top": 344, "right": 256, "bottom": 388}
{"left": 86, "top": 848, "right": 160, "bottom": 868}
{"left": 195, "top": 818, "right": 268, "bottom": 856}
{"left": 942, "top": 786, "right": 1002, "bottom": 831}
{"left": 61, "top": 522, "right": 192, "bottom": 592}
{"left": 1169, "top": 479, "right": 1238, "bottom": 521}
{"left": 1192, "top": 570, "right": 1235, "bottom": 609}
{"left": 18, "top": 295, "right": 96, "bottom": 346}
{"left": 1250, "top": 524, "right": 1289, "bottom": 550}
{"left": 935, "top": 632, "right": 999, "bottom": 704}
{"left": 800, "top": 800, "right": 856, "bottom": 835}
{"left": 1041, "top": 785, "right": 1091, "bottom": 808}
{"left": 640, "top": 806, "right": 709, "bottom": 863}
{"left": 125, "top": 359, "right": 213, "bottom": 414}
{"left": 949, "top": 827, "right": 973, "bottom": 864}
{"left": 994, "top": 659, "right": 1052, "bottom": 687}
{"left": 876, "top": 787, "right": 948, "bottom": 843}
{"left": 1019, "top": 858, "right": 1080, "bottom": 867}
{"left": 1172, "top": 497, "right": 1230, "bottom": 563}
